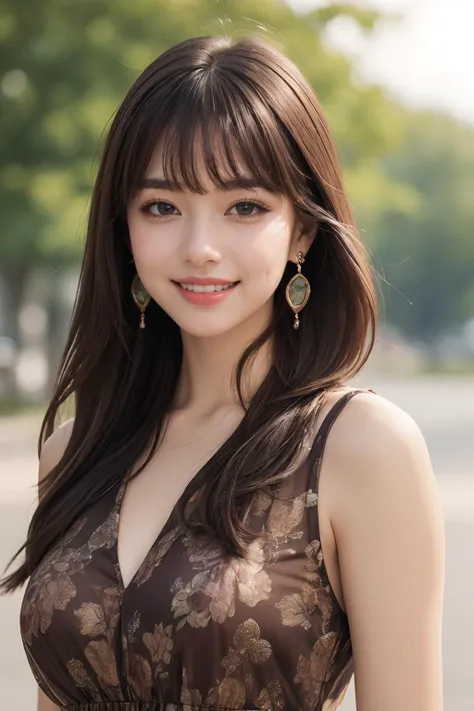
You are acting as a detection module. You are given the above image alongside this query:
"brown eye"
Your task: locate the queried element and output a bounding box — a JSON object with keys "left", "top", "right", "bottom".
{"left": 228, "top": 201, "right": 269, "bottom": 218}
{"left": 140, "top": 200, "right": 179, "bottom": 217}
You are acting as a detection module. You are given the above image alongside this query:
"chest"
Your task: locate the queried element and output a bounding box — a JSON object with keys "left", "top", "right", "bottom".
{"left": 117, "top": 410, "right": 245, "bottom": 589}
{"left": 20, "top": 471, "right": 346, "bottom": 707}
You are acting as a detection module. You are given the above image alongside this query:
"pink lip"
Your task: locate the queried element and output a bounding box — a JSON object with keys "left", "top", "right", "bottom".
{"left": 173, "top": 281, "right": 239, "bottom": 306}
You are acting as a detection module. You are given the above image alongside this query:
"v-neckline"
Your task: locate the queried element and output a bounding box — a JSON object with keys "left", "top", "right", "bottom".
{"left": 114, "top": 477, "right": 184, "bottom": 593}
{"left": 113, "top": 409, "right": 249, "bottom": 592}
{"left": 112, "top": 387, "right": 368, "bottom": 593}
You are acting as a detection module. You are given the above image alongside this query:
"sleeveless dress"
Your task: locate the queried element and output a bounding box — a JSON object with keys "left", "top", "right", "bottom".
{"left": 20, "top": 388, "right": 374, "bottom": 711}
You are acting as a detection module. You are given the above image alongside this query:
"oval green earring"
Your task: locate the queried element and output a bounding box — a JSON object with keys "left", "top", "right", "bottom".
{"left": 285, "top": 252, "right": 311, "bottom": 330}
{"left": 131, "top": 274, "right": 151, "bottom": 329}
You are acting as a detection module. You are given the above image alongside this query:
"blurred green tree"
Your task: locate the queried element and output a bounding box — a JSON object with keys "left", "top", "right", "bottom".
{"left": 375, "top": 111, "right": 474, "bottom": 343}
{"left": 0, "top": 0, "right": 417, "bottom": 354}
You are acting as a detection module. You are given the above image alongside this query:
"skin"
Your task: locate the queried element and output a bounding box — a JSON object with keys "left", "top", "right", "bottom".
{"left": 37, "top": 145, "right": 445, "bottom": 711}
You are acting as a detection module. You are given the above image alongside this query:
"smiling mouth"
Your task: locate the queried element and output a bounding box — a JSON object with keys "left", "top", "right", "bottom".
{"left": 173, "top": 281, "right": 240, "bottom": 293}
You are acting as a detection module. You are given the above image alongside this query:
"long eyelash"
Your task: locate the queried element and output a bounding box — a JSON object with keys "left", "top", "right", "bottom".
{"left": 232, "top": 199, "right": 270, "bottom": 218}
{"left": 138, "top": 198, "right": 270, "bottom": 219}
{"left": 138, "top": 199, "right": 177, "bottom": 217}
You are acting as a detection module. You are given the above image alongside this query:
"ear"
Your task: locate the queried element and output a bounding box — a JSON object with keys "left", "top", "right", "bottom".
{"left": 288, "top": 218, "right": 318, "bottom": 264}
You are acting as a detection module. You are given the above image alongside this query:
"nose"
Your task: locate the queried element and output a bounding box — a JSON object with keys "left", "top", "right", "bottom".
{"left": 182, "top": 218, "right": 222, "bottom": 267}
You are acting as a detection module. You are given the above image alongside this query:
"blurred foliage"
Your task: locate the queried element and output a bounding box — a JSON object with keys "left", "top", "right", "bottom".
{"left": 0, "top": 0, "right": 473, "bottom": 345}
{"left": 0, "top": 0, "right": 408, "bottom": 266}
{"left": 375, "top": 111, "right": 474, "bottom": 342}
{"left": 306, "top": 2, "right": 384, "bottom": 31}
{"left": 0, "top": 394, "right": 45, "bottom": 416}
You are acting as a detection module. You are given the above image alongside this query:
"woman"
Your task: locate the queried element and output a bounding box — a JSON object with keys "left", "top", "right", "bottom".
{"left": 2, "top": 35, "right": 445, "bottom": 711}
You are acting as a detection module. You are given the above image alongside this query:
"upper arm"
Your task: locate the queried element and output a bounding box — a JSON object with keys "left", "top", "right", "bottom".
{"left": 38, "top": 417, "right": 75, "bottom": 489}
{"left": 36, "top": 418, "right": 74, "bottom": 710}
{"left": 328, "top": 394, "right": 445, "bottom": 711}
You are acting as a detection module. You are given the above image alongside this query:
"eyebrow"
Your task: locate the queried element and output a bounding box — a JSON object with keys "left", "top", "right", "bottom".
{"left": 137, "top": 177, "right": 276, "bottom": 193}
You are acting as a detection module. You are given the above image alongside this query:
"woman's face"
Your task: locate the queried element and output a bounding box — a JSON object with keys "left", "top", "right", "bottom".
{"left": 127, "top": 144, "right": 312, "bottom": 339}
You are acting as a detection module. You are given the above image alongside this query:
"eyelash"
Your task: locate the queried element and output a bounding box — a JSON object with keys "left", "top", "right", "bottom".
{"left": 138, "top": 198, "right": 270, "bottom": 220}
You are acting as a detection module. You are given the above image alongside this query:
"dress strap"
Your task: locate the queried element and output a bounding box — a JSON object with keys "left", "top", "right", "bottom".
{"left": 308, "top": 388, "right": 376, "bottom": 488}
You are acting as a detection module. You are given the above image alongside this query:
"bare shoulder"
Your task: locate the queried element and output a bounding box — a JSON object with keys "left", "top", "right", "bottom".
{"left": 323, "top": 388, "right": 435, "bottom": 505}
{"left": 39, "top": 417, "right": 75, "bottom": 483}
{"left": 328, "top": 386, "right": 423, "bottom": 443}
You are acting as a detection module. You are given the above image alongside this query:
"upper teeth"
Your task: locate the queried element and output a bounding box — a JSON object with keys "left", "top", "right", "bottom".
{"left": 179, "top": 283, "right": 235, "bottom": 292}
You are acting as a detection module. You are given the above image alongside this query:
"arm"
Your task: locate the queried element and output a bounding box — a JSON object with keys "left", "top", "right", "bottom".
{"left": 38, "top": 689, "right": 59, "bottom": 711}
{"left": 36, "top": 417, "right": 75, "bottom": 711}
{"left": 328, "top": 394, "right": 445, "bottom": 711}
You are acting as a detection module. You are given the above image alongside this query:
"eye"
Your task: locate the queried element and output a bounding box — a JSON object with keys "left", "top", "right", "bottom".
{"left": 227, "top": 200, "right": 270, "bottom": 218}
{"left": 138, "top": 198, "right": 270, "bottom": 219}
{"left": 139, "top": 200, "right": 179, "bottom": 218}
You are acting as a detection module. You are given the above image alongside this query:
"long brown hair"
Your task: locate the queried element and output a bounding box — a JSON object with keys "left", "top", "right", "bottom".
{"left": 2, "top": 34, "right": 377, "bottom": 593}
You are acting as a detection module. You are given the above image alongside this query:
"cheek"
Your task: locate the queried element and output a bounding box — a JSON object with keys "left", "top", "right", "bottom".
{"left": 244, "top": 222, "right": 292, "bottom": 289}
{"left": 127, "top": 211, "right": 148, "bottom": 262}
{"left": 127, "top": 212, "right": 173, "bottom": 267}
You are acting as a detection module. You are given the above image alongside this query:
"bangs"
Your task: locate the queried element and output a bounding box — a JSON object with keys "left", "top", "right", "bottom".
{"left": 120, "top": 69, "right": 311, "bottom": 204}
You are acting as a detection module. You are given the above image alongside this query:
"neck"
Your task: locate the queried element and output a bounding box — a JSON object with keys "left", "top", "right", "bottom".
{"left": 172, "top": 304, "right": 273, "bottom": 417}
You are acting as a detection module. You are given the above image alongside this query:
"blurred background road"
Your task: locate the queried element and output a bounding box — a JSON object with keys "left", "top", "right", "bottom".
{"left": 1, "top": 375, "right": 473, "bottom": 710}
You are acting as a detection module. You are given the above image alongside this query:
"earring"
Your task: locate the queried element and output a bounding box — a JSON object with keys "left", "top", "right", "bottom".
{"left": 285, "top": 251, "right": 311, "bottom": 330}
{"left": 131, "top": 273, "right": 151, "bottom": 329}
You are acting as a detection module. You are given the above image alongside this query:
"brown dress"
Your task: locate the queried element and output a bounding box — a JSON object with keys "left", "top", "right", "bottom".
{"left": 20, "top": 388, "right": 374, "bottom": 711}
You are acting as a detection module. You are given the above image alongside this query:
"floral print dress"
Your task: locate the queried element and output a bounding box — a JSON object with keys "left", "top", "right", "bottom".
{"left": 20, "top": 389, "right": 373, "bottom": 711}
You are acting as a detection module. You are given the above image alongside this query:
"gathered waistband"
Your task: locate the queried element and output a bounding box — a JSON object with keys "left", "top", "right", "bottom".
{"left": 64, "top": 704, "right": 255, "bottom": 710}
{"left": 65, "top": 706, "right": 169, "bottom": 711}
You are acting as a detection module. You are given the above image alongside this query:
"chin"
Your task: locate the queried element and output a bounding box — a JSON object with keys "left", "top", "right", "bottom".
{"left": 168, "top": 304, "right": 269, "bottom": 339}
{"left": 175, "top": 316, "right": 244, "bottom": 339}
